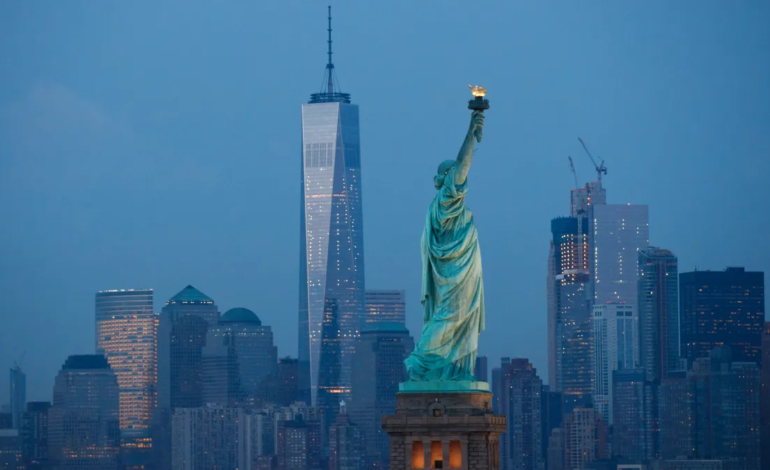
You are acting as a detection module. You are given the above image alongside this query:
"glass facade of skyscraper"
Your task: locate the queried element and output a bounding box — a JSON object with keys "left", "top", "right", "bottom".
{"left": 592, "top": 302, "right": 638, "bottom": 424}
{"left": 299, "top": 99, "right": 365, "bottom": 405}
{"left": 590, "top": 204, "right": 649, "bottom": 314}
{"left": 679, "top": 267, "right": 765, "bottom": 365}
{"left": 638, "top": 247, "right": 680, "bottom": 382}
{"left": 364, "top": 290, "right": 405, "bottom": 326}
{"left": 95, "top": 289, "right": 156, "bottom": 438}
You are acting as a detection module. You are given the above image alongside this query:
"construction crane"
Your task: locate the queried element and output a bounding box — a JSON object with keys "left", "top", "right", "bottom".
{"left": 578, "top": 137, "right": 607, "bottom": 183}
{"left": 13, "top": 351, "right": 25, "bottom": 371}
{"left": 568, "top": 156, "right": 579, "bottom": 189}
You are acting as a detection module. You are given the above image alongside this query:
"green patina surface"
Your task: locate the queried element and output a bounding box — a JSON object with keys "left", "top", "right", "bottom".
{"left": 398, "top": 380, "right": 490, "bottom": 393}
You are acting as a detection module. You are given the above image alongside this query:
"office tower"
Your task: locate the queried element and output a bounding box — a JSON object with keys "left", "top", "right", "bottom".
{"left": 328, "top": 404, "right": 365, "bottom": 470}
{"left": 541, "top": 387, "right": 562, "bottom": 470}
{"left": 262, "top": 357, "right": 302, "bottom": 407}
{"left": 277, "top": 413, "right": 323, "bottom": 470}
{"left": 638, "top": 247, "right": 680, "bottom": 382}
{"left": 548, "top": 216, "right": 591, "bottom": 396}
{"left": 364, "top": 290, "right": 406, "bottom": 326}
{"left": 562, "top": 407, "right": 606, "bottom": 470}
{"left": 762, "top": 323, "right": 770, "bottom": 470}
{"left": 317, "top": 298, "right": 345, "bottom": 431}
{"left": 680, "top": 268, "right": 765, "bottom": 365}
{"left": 493, "top": 358, "right": 544, "bottom": 470}
{"left": 9, "top": 366, "right": 25, "bottom": 430}
{"left": 158, "top": 285, "right": 219, "bottom": 410}
{"left": 590, "top": 203, "right": 649, "bottom": 315}
{"left": 658, "top": 372, "right": 691, "bottom": 460}
{"left": 475, "top": 355, "right": 489, "bottom": 382}
{"left": 658, "top": 347, "right": 760, "bottom": 469}
{"left": 0, "top": 429, "right": 22, "bottom": 470}
{"left": 49, "top": 355, "right": 120, "bottom": 470}
{"left": 0, "top": 413, "right": 11, "bottom": 429}
{"left": 202, "top": 307, "right": 278, "bottom": 407}
{"left": 95, "top": 288, "right": 156, "bottom": 440}
{"left": 299, "top": 7, "right": 366, "bottom": 406}
{"left": 171, "top": 405, "right": 251, "bottom": 470}
{"left": 350, "top": 323, "right": 413, "bottom": 470}
{"left": 592, "top": 302, "right": 638, "bottom": 423}
{"left": 154, "top": 286, "right": 219, "bottom": 470}
{"left": 20, "top": 401, "right": 50, "bottom": 469}
{"left": 611, "top": 369, "right": 656, "bottom": 462}
{"left": 708, "top": 347, "right": 760, "bottom": 470}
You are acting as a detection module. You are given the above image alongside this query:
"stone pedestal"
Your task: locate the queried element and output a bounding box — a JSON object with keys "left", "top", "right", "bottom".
{"left": 382, "top": 389, "right": 506, "bottom": 470}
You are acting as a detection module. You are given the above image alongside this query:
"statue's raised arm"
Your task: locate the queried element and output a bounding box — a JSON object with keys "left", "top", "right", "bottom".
{"left": 454, "top": 110, "right": 485, "bottom": 186}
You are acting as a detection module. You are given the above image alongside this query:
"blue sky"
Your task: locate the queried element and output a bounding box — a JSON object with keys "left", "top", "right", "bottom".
{"left": 1, "top": 1, "right": 768, "bottom": 401}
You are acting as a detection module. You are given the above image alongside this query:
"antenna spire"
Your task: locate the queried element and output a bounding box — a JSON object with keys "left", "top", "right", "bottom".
{"left": 327, "top": 5, "right": 334, "bottom": 94}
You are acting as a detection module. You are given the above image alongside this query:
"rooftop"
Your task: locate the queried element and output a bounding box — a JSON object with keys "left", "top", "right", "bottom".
{"left": 62, "top": 354, "right": 111, "bottom": 371}
{"left": 220, "top": 307, "right": 261, "bottom": 325}
{"left": 166, "top": 285, "right": 214, "bottom": 305}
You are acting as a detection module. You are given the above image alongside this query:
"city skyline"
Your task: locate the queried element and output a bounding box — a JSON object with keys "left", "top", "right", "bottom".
{"left": 1, "top": 2, "right": 769, "bottom": 405}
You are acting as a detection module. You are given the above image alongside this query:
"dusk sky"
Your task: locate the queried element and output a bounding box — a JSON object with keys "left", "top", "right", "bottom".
{"left": 1, "top": 1, "right": 768, "bottom": 402}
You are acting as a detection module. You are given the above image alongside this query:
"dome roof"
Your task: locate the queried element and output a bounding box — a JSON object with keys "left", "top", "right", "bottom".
{"left": 167, "top": 285, "right": 214, "bottom": 305}
{"left": 220, "top": 307, "right": 261, "bottom": 325}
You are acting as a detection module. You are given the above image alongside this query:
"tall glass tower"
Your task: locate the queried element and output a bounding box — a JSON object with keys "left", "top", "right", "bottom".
{"left": 299, "top": 6, "right": 365, "bottom": 405}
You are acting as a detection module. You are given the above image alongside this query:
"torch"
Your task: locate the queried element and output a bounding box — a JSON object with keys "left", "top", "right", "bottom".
{"left": 468, "top": 84, "right": 489, "bottom": 143}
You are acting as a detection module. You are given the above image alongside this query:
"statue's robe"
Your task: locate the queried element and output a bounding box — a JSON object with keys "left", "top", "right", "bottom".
{"left": 405, "top": 166, "right": 485, "bottom": 381}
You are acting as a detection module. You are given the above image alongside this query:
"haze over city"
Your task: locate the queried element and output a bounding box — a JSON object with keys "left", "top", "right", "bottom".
{"left": 0, "top": 6, "right": 768, "bottom": 469}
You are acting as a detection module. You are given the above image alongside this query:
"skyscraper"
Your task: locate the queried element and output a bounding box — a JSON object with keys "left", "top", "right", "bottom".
{"left": 171, "top": 405, "right": 252, "bottom": 470}
{"left": 590, "top": 203, "right": 649, "bottom": 315}
{"left": 299, "top": 7, "right": 365, "bottom": 405}
{"left": 0, "top": 429, "right": 22, "bottom": 470}
{"left": 277, "top": 413, "right": 323, "bottom": 470}
{"left": 493, "top": 358, "right": 544, "bottom": 470}
{"left": 638, "top": 247, "right": 680, "bottom": 382}
{"left": 202, "top": 307, "right": 278, "bottom": 407}
{"left": 349, "top": 323, "right": 413, "bottom": 470}
{"left": 20, "top": 402, "right": 50, "bottom": 469}
{"left": 95, "top": 289, "right": 156, "bottom": 439}
{"left": 548, "top": 217, "right": 593, "bottom": 408}
{"left": 761, "top": 323, "right": 770, "bottom": 470}
{"left": 562, "top": 407, "right": 606, "bottom": 470}
{"left": 263, "top": 357, "right": 302, "bottom": 407}
{"left": 155, "top": 285, "right": 219, "bottom": 470}
{"left": 592, "top": 302, "right": 638, "bottom": 423}
{"left": 49, "top": 355, "right": 120, "bottom": 470}
{"left": 158, "top": 285, "right": 219, "bottom": 410}
{"left": 611, "top": 369, "right": 656, "bottom": 462}
{"left": 364, "top": 290, "right": 406, "bottom": 326}
{"left": 328, "top": 404, "right": 365, "bottom": 470}
{"left": 9, "top": 366, "right": 25, "bottom": 430}
{"left": 475, "top": 355, "right": 489, "bottom": 382}
{"left": 679, "top": 267, "right": 765, "bottom": 365}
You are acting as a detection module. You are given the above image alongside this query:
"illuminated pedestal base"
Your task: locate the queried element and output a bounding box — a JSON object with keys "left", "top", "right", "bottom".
{"left": 382, "top": 391, "right": 505, "bottom": 470}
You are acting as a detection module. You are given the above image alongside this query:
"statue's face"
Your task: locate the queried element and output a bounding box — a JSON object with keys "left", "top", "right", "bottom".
{"left": 434, "top": 160, "right": 455, "bottom": 189}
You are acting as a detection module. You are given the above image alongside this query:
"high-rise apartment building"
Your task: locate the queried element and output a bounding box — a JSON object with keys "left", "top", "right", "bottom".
{"left": 49, "top": 355, "right": 120, "bottom": 470}
{"left": 638, "top": 247, "right": 680, "bottom": 382}
{"left": 590, "top": 203, "right": 649, "bottom": 314}
{"left": 475, "top": 355, "right": 489, "bottom": 382}
{"left": 611, "top": 369, "right": 656, "bottom": 462}
{"left": 562, "top": 407, "right": 606, "bottom": 470}
{"left": 328, "top": 405, "right": 365, "bottom": 470}
{"left": 592, "top": 302, "right": 638, "bottom": 423}
{"left": 548, "top": 216, "right": 593, "bottom": 408}
{"left": 20, "top": 402, "right": 50, "bottom": 469}
{"left": 171, "top": 405, "right": 251, "bottom": 470}
{"left": 299, "top": 7, "right": 365, "bottom": 405}
{"left": 493, "top": 358, "right": 544, "bottom": 470}
{"left": 277, "top": 413, "right": 323, "bottom": 470}
{"left": 95, "top": 289, "right": 156, "bottom": 438}
{"left": 679, "top": 268, "right": 765, "bottom": 365}
{"left": 364, "top": 290, "right": 406, "bottom": 326}
{"left": 9, "top": 366, "right": 25, "bottom": 430}
{"left": 349, "top": 323, "right": 413, "bottom": 470}
{"left": 202, "top": 307, "right": 277, "bottom": 407}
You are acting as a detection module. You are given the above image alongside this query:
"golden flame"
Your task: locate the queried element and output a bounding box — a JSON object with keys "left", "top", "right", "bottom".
{"left": 468, "top": 84, "right": 487, "bottom": 97}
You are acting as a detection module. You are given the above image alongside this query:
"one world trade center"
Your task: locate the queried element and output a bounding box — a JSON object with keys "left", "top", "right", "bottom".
{"left": 299, "top": 6, "right": 365, "bottom": 411}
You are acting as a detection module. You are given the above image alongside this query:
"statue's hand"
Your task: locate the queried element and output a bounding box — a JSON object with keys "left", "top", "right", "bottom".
{"left": 469, "top": 110, "right": 485, "bottom": 143}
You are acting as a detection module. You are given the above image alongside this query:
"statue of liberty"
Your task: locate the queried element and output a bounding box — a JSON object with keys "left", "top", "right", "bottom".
{"left": 405, "top": 107, "right": 486, "bottom": 383}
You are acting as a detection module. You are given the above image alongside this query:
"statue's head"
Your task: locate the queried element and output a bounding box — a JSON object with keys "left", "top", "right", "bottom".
{"left": 434, "top": 160, "right": 455, "bottom": 189}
